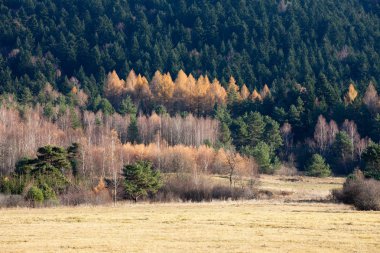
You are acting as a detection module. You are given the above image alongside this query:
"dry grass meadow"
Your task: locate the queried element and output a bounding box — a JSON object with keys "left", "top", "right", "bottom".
{"left": 1, "top": 176, "right": 380, "bottom": 253}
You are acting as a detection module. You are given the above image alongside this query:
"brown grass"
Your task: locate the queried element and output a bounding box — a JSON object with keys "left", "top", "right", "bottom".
{"left": 258, "top": 174, "right": 345, "bottom": 201}
{"left": 1, "top": 201, "right": 380, "bottom": 253}
{"left": 1, "top": 176, "right": 379, "bottom": 253}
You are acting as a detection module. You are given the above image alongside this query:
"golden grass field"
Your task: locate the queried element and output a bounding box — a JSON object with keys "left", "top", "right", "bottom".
{"left": 1, "top": 176, "right": 379, "bottom": 253}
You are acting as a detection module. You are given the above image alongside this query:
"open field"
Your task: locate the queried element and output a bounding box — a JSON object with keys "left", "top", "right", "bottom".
{"left": 1, "top": 176, "right": 379, "bottom": 253}
{"left": 258, "top": 175, "right": 345, "bottom": 200}
{"left": 1, "top": 202, "right": 380, "bottom": 253}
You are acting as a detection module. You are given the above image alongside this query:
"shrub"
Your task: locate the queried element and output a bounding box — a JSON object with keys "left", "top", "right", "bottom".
{"left": 157, "top": 174, "right": 212, "bottom": 202}
{"left": 26, "top": 186, "right": 44, "bottom": 206}
{"left": 305, "top": 154, "right": 331, "bottom": 177}
{"left": 181, "top": 187, "right": 212, "bottom": 202}
{"left": 333, "top": 171, "right": 380, "bottom": 210}
{"left": 275, "top": 165, "right": 298, "bottom": 176}
{"left": 211, "top": 185, "right": 256, "bottom": 200}
{"left": 155, "top": 174, "right": 258, "bottom": 202}
{"left": 211, "top": 185, "right": 232, "bottom": 200}
{"left": 0, "top": 194, "right": 27, "bottom": 207}
{"left": 60, "top": 183, "right": 112, "bottom": 206}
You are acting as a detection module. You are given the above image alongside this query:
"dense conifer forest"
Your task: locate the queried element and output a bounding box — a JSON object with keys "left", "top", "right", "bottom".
{"left": 1, "top": 0, "right": 380, "bottom": 207}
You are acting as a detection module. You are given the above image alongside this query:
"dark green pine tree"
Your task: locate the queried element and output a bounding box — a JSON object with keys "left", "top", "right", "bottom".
{"left": 247, "top": 112, "right": 265, "bottom": 147}
{"left": 67, "top": 143, "right": 81, "bottom": 177}
{"left": 127, "top": 116, "right": 141, "bottom": 144}
{"left": 123, "top": 160, "right": 162, "bottom": 202}
{"left": 331, "top": 132, "right": 354, "bottom": 174}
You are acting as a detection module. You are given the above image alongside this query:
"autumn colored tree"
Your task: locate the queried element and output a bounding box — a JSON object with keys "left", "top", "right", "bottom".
{"left": 240, "top": 84, "right": 250, "bottom": 100}
{"left": 260, "top": 84, "right": 271, "bottom": 100}
{"left": 104, "top": 71, "right": 126, "bottom": 106}
{"left": 226, "top": 76, "right": 241, "bottom": 104}
{"left": 250, "top": 89, "right": 262, "bottom": 102}
{"left": 151, "top": 71, "right": 175, "bottom": 107}
{"left": 344, "top": 84, "right": 358, "bottom": 104}
{"left": 363, "top": 82, "right": 379, "bottom": 113}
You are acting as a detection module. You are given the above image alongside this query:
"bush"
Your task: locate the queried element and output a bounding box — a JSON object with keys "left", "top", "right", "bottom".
{"left": 155, "top": 174, "right": 257, "bottom": 202}
{"left": 0, "top": 194, "right": 27, "bottom": 207}
{"left": 211, "top": 185, "right": 256, "bottom": 200}
{"left": 275, "top": 165, "right": 298, "bottom": 176}
{"left": 26, "top": 186, "right": 44, "bottom": 206}
{"left": 332, "top": 171, "right": 380, "bottom": 210}
{"left": 305, "top": 154, "right": 332, "bottom": 177}
{"left": 60, "top": 183, "right": 112, "bottom": 206}
{"left": 157, "top": 174, "right": 212, "bottom": 202}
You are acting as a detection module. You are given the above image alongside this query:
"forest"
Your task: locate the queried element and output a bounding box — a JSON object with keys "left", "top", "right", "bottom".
{"left": 0, "top": 0, "right": 380, "bottom": 207}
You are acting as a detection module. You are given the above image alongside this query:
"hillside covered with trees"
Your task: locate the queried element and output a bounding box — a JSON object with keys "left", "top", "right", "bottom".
{"left": 0, "top": 0, "right": 379, "bottom": 99}
{"left": 0, "top": 0, "right": 380, "bottom": 207}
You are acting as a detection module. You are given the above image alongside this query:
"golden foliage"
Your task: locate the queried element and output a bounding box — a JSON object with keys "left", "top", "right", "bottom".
{"left": 151, "top": 71, "right": 175, "bottom": 103}
{"left": 93, "top": 177, "right": 106, "bottom": 194}
{"left": 211, "top": 78, "right": 227, "bottom": 105}
{"left": 175, "top": 69, "right": 188, "bottom": 88}
{"left": 71, "top": 86, "right": 78, "bottom": 94}
{"left": 261, "top": 84, "right": 271, "bottom": 99}
{"left": 121, "top": 142, "right": 255, "bottom": 175}
{"left": 104, "top": 70, "right": 126, "bottom": 98}
{"left": 125, "top": 69, "right": 137, "bottom": 92}
{"left": 240, "top": 84, "right": 250, "bottom": 100}
{"left": 344, "top": 83, "right": 358, "bottom": 104}
{"left": 135, "top": 74, "right": 151, "bottom": 98}
{"left": 103, "top": 69, "right": 275, "bottom": 113}
{"left": 251, "top": 89, "right": 262, "bottom": 101}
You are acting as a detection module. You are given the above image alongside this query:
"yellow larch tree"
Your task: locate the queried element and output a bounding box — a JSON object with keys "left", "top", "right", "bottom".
{"left": 211, "top": 78, "right": 227, "bottom": 106}
{"left": 251, "top": 89, "right": 262, "bottom": 102}
{"left": 104, "top": 70, "right": 126, "bottom": 105}
{"left": 186, "top": 74, "right": 197, "bottom": 112}
{"left": 174, "top": 70, "right": 190, "bottom": 110}
{"left": 344, "top": 83, "right": 358, "bottom": 104}
{"left": 161, "top": 72, "right": 175, "bottom": 102}
{"left": 151, "top": 71, "right": 175, "bottom": 106}
{"left": 196, "top": 75, "right": 212, "bottom": 114}
{"left": 260, "top": 84, "right": 271, "bottom": 99}
{"left": 71, "top": 86, "right": 78, "bottom": 94}
{"left": 125, "top": 70, "right": 137, "bottom": 93}
{"left": 175, "top": 69, "right": 188, "bottom": 88}
{"left": 134, "top": 74, "right": 151, "bottom": 99}
{"left": 240, "top": 84, "right": 250, "bottom": 100}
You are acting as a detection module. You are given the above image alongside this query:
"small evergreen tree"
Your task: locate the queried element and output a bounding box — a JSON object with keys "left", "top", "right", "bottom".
{"left": 123, "top": 161, "right": 162, "bottom": 202}
{"left": 119, "top": 96, "right": 137, "bottom": 115}
{"left": 127, "top": 116, "right": 141, "bottom": 144}
{"left": 306, "top": 154, "right": 332, "bottom": 177}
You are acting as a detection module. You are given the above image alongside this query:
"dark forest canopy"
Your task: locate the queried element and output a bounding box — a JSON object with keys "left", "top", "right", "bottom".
{"left": 0, "top": 0, "right": 380, "bottom": 176}
{"left": 0, "top": 0, "right": 379, "bottom": 101}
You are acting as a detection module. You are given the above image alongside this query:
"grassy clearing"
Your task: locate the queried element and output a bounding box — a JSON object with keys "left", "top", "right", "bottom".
{"left": 258, "top": 175, "right": 345, "bottom": 200}
{"left": 1, "top": 201, "right": 380, "bottom": 253}
{"left": 1, "top": 176, "right": 379, "bottom": 253}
